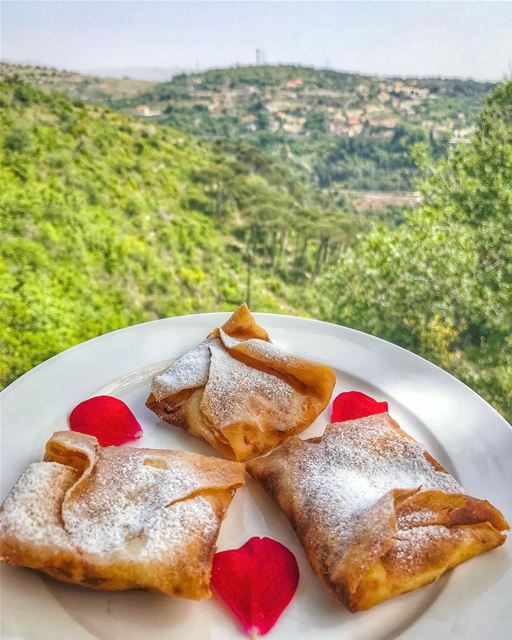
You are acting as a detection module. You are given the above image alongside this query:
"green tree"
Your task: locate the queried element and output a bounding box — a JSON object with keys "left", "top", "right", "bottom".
{"left": 320, "top": 81, "right": 512, "bottom": 421}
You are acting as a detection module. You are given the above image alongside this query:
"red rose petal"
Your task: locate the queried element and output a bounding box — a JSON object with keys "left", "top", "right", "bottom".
{"left": 332, "top": 390, "right": 388, "bottom": 423}
{"left": 211, "top": 537, "right": 299, "bottom": 637}
{"left": 69, "top": 396, "right": 143, "bottom": 446}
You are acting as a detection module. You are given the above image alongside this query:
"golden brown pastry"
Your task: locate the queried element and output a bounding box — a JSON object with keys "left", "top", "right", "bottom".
{"left": 247, "top": 413, "right": 508, "bottom": 611}
{"left": 146, "top": 304, "right": 336, "bottom": 461}
{"left": 0, "top": 431, "right": 245, "bottom": 598}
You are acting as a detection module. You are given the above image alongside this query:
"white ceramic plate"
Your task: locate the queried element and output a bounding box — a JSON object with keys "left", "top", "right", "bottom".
{"left": 1, "top": 313, "right": 511, "bottom": 640}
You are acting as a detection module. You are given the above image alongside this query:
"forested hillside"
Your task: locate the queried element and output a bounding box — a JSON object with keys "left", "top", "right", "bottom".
{"left": 0, "top": 80, "right": 356, "bottom": 385}
{"left": 119, "top": 65, "right": 494, "bottom": 192}
{"left": 1, "top": 77, "right": 510, "bottom": 422}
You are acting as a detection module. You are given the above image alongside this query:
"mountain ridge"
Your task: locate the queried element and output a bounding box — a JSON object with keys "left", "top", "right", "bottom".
{"left": 1, "top": 62, "right": 494, "bottom": 195}
{"left": 0, "top": 61, "right": 156, "bottom": 103}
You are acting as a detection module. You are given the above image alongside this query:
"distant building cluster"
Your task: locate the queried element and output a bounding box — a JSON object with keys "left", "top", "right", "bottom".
{"left": 135, "top": 104, "right": 160, "bottom": 117}
{"left": 286, "top": 78, "right": 304, "bottom": 89}
{"left": 136, "top": 73, "right": 476, "bottom": 144}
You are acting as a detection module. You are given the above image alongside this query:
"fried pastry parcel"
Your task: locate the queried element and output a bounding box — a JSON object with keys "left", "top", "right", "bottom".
{"left": 146, "top": 304, "right": 336, "bottom": 461}
{"left": 0, "top": 431, "right": 245, "bottom": 598}
{"left": 248, "top": 413, "right": 508, "bottom": 611}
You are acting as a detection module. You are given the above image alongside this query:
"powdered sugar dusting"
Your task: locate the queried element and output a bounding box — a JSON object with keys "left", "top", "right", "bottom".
{"left": 219, "top": 329, "right": 293, "bottom": 365}
{"left": 0, "top": 462, "right": 76, "bottom": 550}
{"left": 62, "top": 448, "right": 221, "bottom": 557}
{"left": 1, "top": 445, "right": 240, "bottom": 562}
{"left": 152, "top": 341, "right": 211, "bottom": 401}
{"left": 218, "top": 329, "right": 244, "bottom": 350}
{"left": 397, "top": 509, "right": 440, "bottom": 529}
{"left": 151, "top": 326, "right": 300, "bottom": 430}
{"left": 391, "top": 525, "right": 462, "bottom": 572}
{"left": 202, "top": 340, "right": 296, "bottom": 431}
{"left": 280, "top": 414, "right": 462, "bottom": 558}
{"left": 243, "top": 338, "right": 294, "bottom": 365}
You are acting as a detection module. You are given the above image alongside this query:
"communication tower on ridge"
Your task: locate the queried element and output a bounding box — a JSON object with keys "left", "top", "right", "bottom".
{"left": 255, "top": 49, "right": 266, "bottom": 65}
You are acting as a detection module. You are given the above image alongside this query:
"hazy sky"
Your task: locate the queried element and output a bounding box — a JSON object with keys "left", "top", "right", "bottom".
{"left": 2, "top": 1, "right": 511, "bottom": 81}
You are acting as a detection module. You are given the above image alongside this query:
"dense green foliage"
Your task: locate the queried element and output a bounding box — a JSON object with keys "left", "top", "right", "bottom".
{"left": 1, "top": 75, "right": 510, "bottom": 424}
{"left": 320, "top": 82, "right": 512, "bottom": 421}
{"left": 120, "top": 65, "right": 493, "bottom": 192}
{"left": 314, "top": 124, "right": 447, "bottom": 191}
{"left": 0, "top": 80, "right": 355, "bottom": 385}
